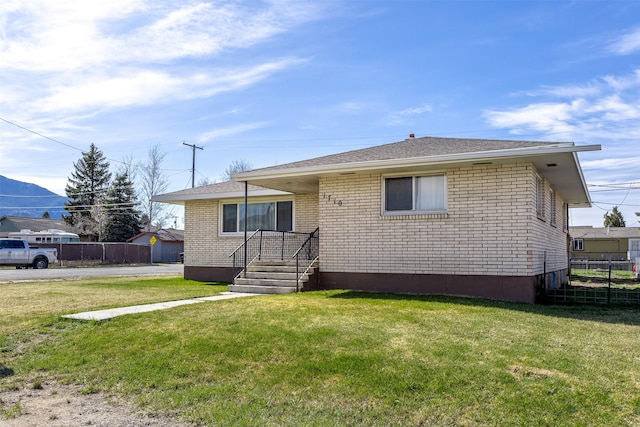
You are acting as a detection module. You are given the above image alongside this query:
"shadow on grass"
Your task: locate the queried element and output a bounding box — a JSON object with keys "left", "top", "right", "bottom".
{"left": 328, "top": 290, "right": 640, "bottom": 326}
{"left": 0, "top": 365, "right": 14, "bottom": 379}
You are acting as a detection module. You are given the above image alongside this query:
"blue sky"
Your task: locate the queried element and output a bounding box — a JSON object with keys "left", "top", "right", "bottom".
{"left": 0, "top": 0, "right": 638, "bottom": 228}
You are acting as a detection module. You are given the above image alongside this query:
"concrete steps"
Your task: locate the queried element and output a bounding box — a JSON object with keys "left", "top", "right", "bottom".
{"left": 229, "top": 260, "right": 317, "bottom": 294}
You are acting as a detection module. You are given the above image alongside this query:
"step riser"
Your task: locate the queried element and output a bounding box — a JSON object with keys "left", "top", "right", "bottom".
{"left": 235, "top": 278, "right": 298, "bottom": 287}
{"left": 228, "top": 285, "right": 298, "bottom": 294}
{"left": 245, "top": 272, "right": 303, "bottom": 280}
{"left": 231, "top": 261, "right": 318, "bottom": 294}
{"left": 247, "top": 266, "right": 298, "bottom": 273}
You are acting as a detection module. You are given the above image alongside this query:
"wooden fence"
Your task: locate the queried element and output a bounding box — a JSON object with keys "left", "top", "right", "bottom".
{"left": 37, "top": 243, "right": 151, "bottom": 265}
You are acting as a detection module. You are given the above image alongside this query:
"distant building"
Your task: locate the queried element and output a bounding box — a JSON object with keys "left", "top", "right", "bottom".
{"left": 127, "top": 228, "right": 184, "bottom": 263}
{"left": 570, "top": 226, "right": 640, "bottom": 261}
{"left": 0, "top": 215, "right": 87, "bottom": 240}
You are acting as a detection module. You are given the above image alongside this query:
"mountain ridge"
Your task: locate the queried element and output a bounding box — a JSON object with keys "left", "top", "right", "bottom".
{"left": 0, "top": 175, "right": 68, "bottom": 219}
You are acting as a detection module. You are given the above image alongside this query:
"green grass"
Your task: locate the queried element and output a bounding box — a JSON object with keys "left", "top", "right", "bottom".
{"left": 571, "top": 268, "right": 637, "bottom": 283}
{"left": 2, "top": 278, "right": 640, "bottom": 425}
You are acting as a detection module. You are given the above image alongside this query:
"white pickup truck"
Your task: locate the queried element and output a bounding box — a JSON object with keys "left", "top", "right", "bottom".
{"left": 0, "top": 238, "right": 58, "bottom": 269}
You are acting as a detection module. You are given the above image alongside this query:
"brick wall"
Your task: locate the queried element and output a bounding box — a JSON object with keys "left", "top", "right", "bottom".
{"left": 319, "top": 163, "right": 568, "bottom": 278}
{"left": 184, "top": 193, "right": 319, "bottom": 267}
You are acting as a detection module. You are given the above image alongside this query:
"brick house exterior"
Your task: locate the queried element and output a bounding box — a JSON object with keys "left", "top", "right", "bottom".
{"left": 154, "top": 136, "right": 599, "bottom": 303}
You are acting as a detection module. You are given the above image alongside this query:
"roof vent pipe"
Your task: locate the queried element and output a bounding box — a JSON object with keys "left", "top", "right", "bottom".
{"left": 409, "top": 133, "right": 415, "bottom": 139}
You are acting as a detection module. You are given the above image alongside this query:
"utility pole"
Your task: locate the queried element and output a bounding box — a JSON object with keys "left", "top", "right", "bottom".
{"left": 183, "top": 142, "right": 203, "bottom": 188}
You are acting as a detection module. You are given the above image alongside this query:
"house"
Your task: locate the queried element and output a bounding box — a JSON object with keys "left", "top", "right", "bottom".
{"left": 127, "top": 229, "right": 185, "bottom": 263}
{"left": 569, "top": 226, "right": 640, "bottom": 261}
{"left": 0, "top": 215, "right": 85, "bottom": 239}
{"left": 153, "top": 135, "right": 600, "bottom": 303}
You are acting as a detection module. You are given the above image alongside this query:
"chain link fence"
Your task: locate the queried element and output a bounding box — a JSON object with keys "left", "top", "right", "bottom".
{"left": 543, "top": 255, "right": 640, "bottom": 306}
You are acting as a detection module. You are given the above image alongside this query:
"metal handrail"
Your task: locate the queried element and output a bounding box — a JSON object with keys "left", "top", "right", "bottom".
{"left": 229, "top": 229, "right": 319, "bottom": 281}
{"left": 293, "top": 228, "right": 319, "bottom": 292}
{"left": 228, "top": 229, "right": 260, "bottom": 258}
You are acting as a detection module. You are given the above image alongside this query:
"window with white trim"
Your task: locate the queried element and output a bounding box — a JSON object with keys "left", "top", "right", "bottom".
{"left": 384, "top": 174, "right": 446, "bottom": 213}
{"left": 572, "top": 238, "right": 584, "bottom": 251}
{"left": 222, "top": 201, "right": 293, "bottom": 233}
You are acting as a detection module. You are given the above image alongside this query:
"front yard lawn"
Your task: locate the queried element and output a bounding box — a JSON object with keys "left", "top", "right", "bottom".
{"left": 2, "top": 278, "right": 640, "bottom": 426}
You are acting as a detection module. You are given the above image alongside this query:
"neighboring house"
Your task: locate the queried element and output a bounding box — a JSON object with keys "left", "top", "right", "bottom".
{"left": 153, "top": 135, "right": 599, "bottom": 303}
{"left": 0, "top": 215, "right": 85, "bottom": 239}
{"left": 127, "top": 229, "right": 184, "bottom": 263}
{"left": 569, "top": 226, "right": 640, "bottom": 261}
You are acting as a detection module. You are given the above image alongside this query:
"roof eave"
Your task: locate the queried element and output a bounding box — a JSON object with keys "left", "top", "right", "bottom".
{"left": 233, "top": 144, "right": 601, "bottom": 182}
{"left": 151, "top": 188, "right": 292, "bottom": 204}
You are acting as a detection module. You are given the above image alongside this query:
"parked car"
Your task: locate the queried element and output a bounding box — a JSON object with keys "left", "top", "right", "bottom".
{"left": 0, "top": 238, "right": 57, "bottom": 269}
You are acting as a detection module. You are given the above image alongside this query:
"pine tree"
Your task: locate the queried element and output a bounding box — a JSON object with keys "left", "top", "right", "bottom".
{"left": 102, "top": 172, "right": 143, "bottom": 242}
{"left": 603, "top": 206, "right": 626, "bottom": 227}
{"left": 64, "top": 143, "right": 112, "bottom": 240}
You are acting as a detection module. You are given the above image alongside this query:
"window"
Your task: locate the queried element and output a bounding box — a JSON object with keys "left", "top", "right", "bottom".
{"left": 0, "top": 240, "right": 25, "bottom": 249}
{"left": 550, "top": 190, "right": 556, "bottom": 226}
{"left": 222, "top": 201, "right": 293, "bottom": 233}
{"left": 536, "top": 177, "right": 545, "bottom": 218}
{"left": 572, "top": 238, "right": 584, "bottom": 251}
{"left": 384, "top": 174, "right": 446, "bottom": 213}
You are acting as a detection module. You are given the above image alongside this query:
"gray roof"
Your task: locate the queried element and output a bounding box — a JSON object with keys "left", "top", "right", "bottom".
{"left": 152, "top": 180, "right": 290, "bottom": 204}
{"left": 128, "top": 228, "right": 185, "bottom": 242}
{"left": 570, "top": 227, "right": 640, "bottom": 239}
{"left": 0, "top": 215, "right": 83, "bottom": 235}
{"left": 245, "top": 136, "right": 563, "bottom": 174}
{"left": 153, "top": 135, "right": 600, "bottom": 206}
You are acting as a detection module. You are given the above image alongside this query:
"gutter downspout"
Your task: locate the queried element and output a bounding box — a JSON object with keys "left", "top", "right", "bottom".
{"left": 243, "top": 181, "right": 248, "bottom": 278}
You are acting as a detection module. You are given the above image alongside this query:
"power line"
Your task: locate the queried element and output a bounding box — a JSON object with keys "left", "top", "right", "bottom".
{"left": 182, "top": 142, "right": 203, "bottom": 189}
{"left": 0, "top": 116, "right": 84, "bottom": 152}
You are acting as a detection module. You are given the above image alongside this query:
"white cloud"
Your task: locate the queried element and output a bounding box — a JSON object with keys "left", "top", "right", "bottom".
{"left": 484, "top": 69, "right": 640, "bottom": 141}
{"left": 581, "top": 157, "right": 640, "bottom": 170}
{"left": 30, "top": 57, "right": 307, "bottom": 112}
{"left": 387, "top": 105, "right": 432, "bottom": 125}
{"left": 524, "top": 84, "right": 601, "bottom": 98}
{"left": 197, "top": 122, "right": 271, "bottom": 143}
{"left": 0, "top": 1, "right": 318, "bottom": 116}
{"left": 0, "top": 0, "right": 319, "bottom": 72}
{"left": 607, "top": 27, "right": 640, "bottom": 55}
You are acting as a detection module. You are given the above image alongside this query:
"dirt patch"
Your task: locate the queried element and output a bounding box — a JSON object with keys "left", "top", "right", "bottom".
{"left": 0, "top": 382, "right": 189, "bottom": 427}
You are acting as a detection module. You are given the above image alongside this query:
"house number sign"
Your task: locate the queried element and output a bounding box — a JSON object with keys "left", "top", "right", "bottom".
{"left": 322, "top": 192, "right": 343, "bottom": 207}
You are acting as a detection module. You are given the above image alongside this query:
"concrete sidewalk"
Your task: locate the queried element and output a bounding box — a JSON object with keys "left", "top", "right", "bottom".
{"left": 62, "top": 292, "right": 260, "bottom": 321}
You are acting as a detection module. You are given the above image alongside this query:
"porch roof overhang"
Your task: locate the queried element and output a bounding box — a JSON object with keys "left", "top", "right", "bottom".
{"left": 151, "top": 186, "right": 291, "bottom": 205}
{"left": 233, "top": 144, "right": 601, "bottom": 208}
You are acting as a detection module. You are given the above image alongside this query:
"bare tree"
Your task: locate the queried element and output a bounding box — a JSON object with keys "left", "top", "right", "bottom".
{"left": 197, "top": 177, "right": 213, "bottom": 186}
{"left": 220, "top": 159, "right": 253, "bottom": 181}
{"left": 138, "top": 144, "right": 171, "bottom": 231}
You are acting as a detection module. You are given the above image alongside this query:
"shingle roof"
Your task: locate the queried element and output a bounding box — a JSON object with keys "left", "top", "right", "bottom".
{"left": 153, "top": 135, "right": 599, "bottom": 205}
{"left": 244, "top": 136, "right": 564, "bottom": 174}
{"left": 154, "top": 181, "right": 269, "bottom": 198}
{"left": 570, "top": 227, "right": 640, "bottom": 239}
{"left": 0, "top": 215, "right": 83, "bottom": 234}
{"left": 128, "top": 228, "right": 185, "bottom": 242}
{"left": 151, "top": 180, "right": 291, "bottom": 203}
